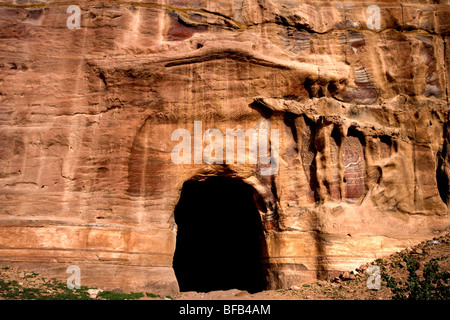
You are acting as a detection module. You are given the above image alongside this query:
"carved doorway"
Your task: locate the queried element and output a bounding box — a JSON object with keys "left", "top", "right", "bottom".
{"left": 172, "top": 176, "right": 267, "bottom": 293}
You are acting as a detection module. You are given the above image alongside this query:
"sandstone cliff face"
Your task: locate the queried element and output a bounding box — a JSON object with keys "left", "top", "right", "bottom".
{"left": 0, "top": 0, "right": 449, "bottom": 295}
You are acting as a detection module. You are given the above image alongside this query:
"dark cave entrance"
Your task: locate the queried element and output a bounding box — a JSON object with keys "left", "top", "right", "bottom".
{"left": 172, "top": 176, "right": 268, "bottom": 293}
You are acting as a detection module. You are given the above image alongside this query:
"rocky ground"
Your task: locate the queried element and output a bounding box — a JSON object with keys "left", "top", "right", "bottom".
{"left": 0, "top": 232, "right": 448, "bottom": 300}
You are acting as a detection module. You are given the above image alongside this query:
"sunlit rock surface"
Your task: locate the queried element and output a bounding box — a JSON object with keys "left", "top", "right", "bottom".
{"left": 0, "top": 0, "right": 449, "bottom": 295}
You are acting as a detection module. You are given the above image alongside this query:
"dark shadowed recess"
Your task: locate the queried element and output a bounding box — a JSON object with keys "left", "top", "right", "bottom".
{"left": 173, "top": 176, "right": 268, "bottom": 293}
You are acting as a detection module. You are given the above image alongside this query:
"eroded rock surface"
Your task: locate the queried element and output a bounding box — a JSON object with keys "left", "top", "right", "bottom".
{"left": 0, "top": 0, "right": 449, "bottom": 294}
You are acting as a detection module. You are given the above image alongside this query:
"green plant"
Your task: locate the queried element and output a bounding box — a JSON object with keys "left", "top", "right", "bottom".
{"left": 382, "top": 255, "right": 450, "bottom": 300}
{"left": 98, "top": 291, "right": 144, "bottom": 300}
{"left": 0, "top": 269, "right": 149, "bottom": 300}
